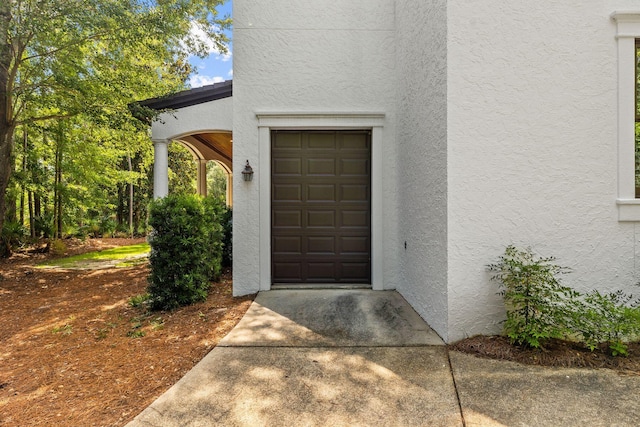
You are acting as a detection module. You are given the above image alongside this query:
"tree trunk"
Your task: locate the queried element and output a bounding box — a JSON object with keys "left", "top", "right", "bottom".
{"left": 20, "top": 128, "right": 27, "bottom": 225}
{"left": 0, "top": 0, "right": 14, "bottom": 248}
{"left": 0, "top": 128, "right": 13, "bottom": 257}
{"left": 54, "top": 127, "right": 63, "bottom": 239}
{"left": 128, "top": 154, "right": 133, "bottom": 237}
{"left": 28, "top": 190, "right": 34, "bottom": 238}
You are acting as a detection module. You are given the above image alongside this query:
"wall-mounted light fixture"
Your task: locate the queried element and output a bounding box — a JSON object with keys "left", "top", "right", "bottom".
{"left": 242, "top": 160, "right": 254, "bottom": 182}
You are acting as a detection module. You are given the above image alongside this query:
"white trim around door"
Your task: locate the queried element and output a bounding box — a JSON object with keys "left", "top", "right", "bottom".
{"left": 256, "top": 112, "right": 386, "bottom": 291}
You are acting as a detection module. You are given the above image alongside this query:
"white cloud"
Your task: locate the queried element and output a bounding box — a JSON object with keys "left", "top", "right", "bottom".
{"left": 227, "top": 68, "right": 233, "bottom": 77}
{"left": 189, "top": 75, "right": 225, "bottom": 88}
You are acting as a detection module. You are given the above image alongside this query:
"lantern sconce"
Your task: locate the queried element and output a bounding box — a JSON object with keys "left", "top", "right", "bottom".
{"left": 241, "top": 160, "right": 254, "bottom": 182}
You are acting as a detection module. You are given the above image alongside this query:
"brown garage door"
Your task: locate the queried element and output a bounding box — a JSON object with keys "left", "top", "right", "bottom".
{"left": 271, "top": 130, "right": 371, "bottom": 284}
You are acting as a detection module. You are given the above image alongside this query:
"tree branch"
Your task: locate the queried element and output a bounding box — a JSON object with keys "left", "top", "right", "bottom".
{"left": 16, "top": 112, "right": 77, "bottom": 126}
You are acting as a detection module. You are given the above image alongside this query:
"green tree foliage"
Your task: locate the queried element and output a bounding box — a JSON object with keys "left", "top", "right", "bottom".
{"left": 207, "top": 161, "right": 228, "bottom": 200}
{"left": 168, "top": 143, "right": 197, "bottom": 196}
{"left": 0, "top": 0, "right": 230, "bottom": 254}
{"left": 147, "top": 194, "right": 224, "bottom": 310}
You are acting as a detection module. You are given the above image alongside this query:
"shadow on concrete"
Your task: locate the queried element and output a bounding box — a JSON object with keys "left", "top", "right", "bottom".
{"left": 128, "top": 289, "right": 640, "bottom": 426}
{"left": 218, "top": 289, "right": 444, "bottom": 347}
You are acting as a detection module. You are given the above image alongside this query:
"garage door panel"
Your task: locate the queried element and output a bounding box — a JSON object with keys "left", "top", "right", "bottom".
{"left": 273, "top": 158, "right": 302, "bottom": 176}
{"left": 307, "top": 210, "right": 335, "bottom": 228}
{"left": 308, "top": 158, "right": 336, "bottom": 175}
{"left": 273, "top": 210, "right": 302, "bottom": 228}
{"left": 272, "top": 236, "right": 302, "bottom": 255}
{"left": 308, "top": 133, "right": 337, "bottom": 150}
{"left": 307, "top": 263, "right": 337, "bottom": 281}
{"left": 339, "top": 133, "right": 369, "bottom": 151}
{"left": 307, "top": 184, "right": 336, "bottom": 202}
{"left": 272, "top": 130, "right": 371, "bottom": 284}
{"left": 273, "top": 263, "right": 302, "bottom": 281}
{"left": 273, "top": 133, "right": 302, "bottom": 149}
{"left": 341, "top": 210, "right": 369, "bottom": 228}
{"left": 340, "top": 262, "right": 370, "bottom": 281}
{"left": 340, "top": 236, "right": 370, "bottom": 255}
{"left": 307, "top": 236, "right": 336, "bottom": 254}
{"left": 341, "top": 185, "right": 369, "bottom": 202}
{"left": 273, "top": 184, "right": 302, "bottom": 202}
{"left": 340, "top": 158, "right": 369, "bottom": 176}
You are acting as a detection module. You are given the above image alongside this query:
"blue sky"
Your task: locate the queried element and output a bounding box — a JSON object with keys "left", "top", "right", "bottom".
{"left": 188, "top": 1, "right": 233, "bottom": 88}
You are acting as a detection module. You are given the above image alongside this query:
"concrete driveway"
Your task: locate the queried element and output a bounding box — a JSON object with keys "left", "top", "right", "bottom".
{"left": 127, "top": 289, "right": 640, "bottom": 426}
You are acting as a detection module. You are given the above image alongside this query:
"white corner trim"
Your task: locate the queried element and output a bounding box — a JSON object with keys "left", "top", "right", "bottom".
{"left": 255, "top": 111, "right": 386, "bottom": 291}
{"left": 611, "top": 12, "right": 640, "bottom": 38}
{"left": 612, "top": 12, "right": 640, "bottom": 220}
{"left": 617, "top": 199, "right": 640, "bottom": 221}
{"left": 611, "top": 11, "right": 640, "bottom": 23}
{"left": 256, "top": 112, "right": 386, "bottom": 129}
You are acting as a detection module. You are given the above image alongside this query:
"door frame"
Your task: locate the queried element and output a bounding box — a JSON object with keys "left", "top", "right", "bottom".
{"left": 256, "top": 112, "right": 386, "bottom": 291}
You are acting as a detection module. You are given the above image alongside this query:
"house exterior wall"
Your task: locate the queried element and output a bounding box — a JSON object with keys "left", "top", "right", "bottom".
{"left": 445, "top": 1, "right": 640, "bottom": 341}
{"left": 232, "top": 0, "right": 400, "bottom": 296}
{"left": 232, "top": 0, "right": 640, "bottom": 342}
{"left": 395, "top": 1, "right": 449, "bottom": 340}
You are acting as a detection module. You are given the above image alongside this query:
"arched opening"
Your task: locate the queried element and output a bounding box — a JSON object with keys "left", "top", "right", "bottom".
{"left": 207, "top": 160, "right": 232, "bottom": 205}
{"left": 172, "top": 131, "right": 233, "bottom": 206}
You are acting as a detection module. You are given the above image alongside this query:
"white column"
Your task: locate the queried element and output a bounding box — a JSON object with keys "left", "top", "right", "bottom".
{"left": 153, "top": 139, "right": 169, "bottom": 199}
{"left": 226, "top": 172, "right": 233, "bottom": 207}
{"left": 196, "top": 159, "right": 208, "bottom": 197}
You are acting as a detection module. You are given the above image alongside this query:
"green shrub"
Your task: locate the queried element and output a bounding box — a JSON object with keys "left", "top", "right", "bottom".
{"left": 221, "top": 206, "right": 232, "bottom": 268}
{"left": 128, "top": 293, "right": 151, "bottom": 308}
{"left": 147, "top": 194, "right": 224, "bottom": 310}
{"left": 573, "top": 290, "right": 640, "bottom": 356}
{"left": 49, "top": 239, "right": 67, "bottom": 256}
{"left": 0, "top": 221, "right": 28, "bottom": 257}
{"left": 488, "top": 246, "right": 579, "bottom": 348}
{"left": 490, "top": 246, "right": 640, "bottom": 356}
{"left": 202, "top": 196, "right": 225, "bottom": 281}
{"left": 34, "top": 214, "right": 54, "bottom": 238}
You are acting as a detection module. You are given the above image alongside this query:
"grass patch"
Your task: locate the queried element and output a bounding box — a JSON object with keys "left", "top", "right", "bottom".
{"left": 37, "top": 243, "right": 150, "bottom": 268}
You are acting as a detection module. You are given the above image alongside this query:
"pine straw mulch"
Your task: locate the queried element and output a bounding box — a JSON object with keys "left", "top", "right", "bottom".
{"left": 0, "top": 238, "right": 255, "bottom": 426}
{"left": 450, "top": 335, "right": 640, "bottom": 375}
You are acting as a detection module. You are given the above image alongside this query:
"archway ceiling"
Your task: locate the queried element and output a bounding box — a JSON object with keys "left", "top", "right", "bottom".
{"left": 181, "top": 132, "right": 232, "bottom": 170}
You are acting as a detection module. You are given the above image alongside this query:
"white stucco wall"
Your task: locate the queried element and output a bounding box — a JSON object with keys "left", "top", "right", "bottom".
{"left": 231, "top": 0, "right": 640, "bottom": 343}
{"left": 445, "top": 1, "right": 640, "bottom": 341}
{"left": 232, "top": 0, "right": 400, "bottom": 296}
{"left": 395, "top": 1, "right": 449, "bottom": 340}
{"left": 150, "top": 97, "right": 233, "bottom": 141}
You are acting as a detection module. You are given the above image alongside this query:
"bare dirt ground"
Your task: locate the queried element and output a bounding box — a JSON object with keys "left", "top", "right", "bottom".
{"left": 451, "top": 335, "right": 640, "bottom": 375}
{"left": 0, "top": 238, "right": 255, "bottom": 426}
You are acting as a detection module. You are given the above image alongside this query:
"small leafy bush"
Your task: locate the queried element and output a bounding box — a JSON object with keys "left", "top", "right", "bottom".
{"left": 147, "top": 194, "right": 224, "bottom": 310}
{"left": 488, "top": 246, "right": 578, "bottom": 348}
{"left": 49, "top": 239, "right": 67, "bottom": 256}
{"left": 128, "top": 293, "right": 150, "bottom": 308}
{"left": 574, "top": 290, "right": 640, "bottom": 356}
{"left": 490, "top": 246, "right": 640, "bottom": 355}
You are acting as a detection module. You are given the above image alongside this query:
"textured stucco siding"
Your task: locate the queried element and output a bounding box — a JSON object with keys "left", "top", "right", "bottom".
{"left": 232, "top": 0, "right": 399, "bottom": 295}
{"left": 151, "top": 97, "right": 233, "bottom": 141}
{"left": 231, "top": 0, "right": 640, "bottom": 343}
{"left": 445, "top": 1, "right": 637, "bottom": 341}
{"left": 395, "top": 1, "right": 449, "bottom": 341}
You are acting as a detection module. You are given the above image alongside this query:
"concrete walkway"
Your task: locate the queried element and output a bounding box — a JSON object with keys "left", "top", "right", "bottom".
{"left": 127, "top": 290, "right": 640, "bottom": 427}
